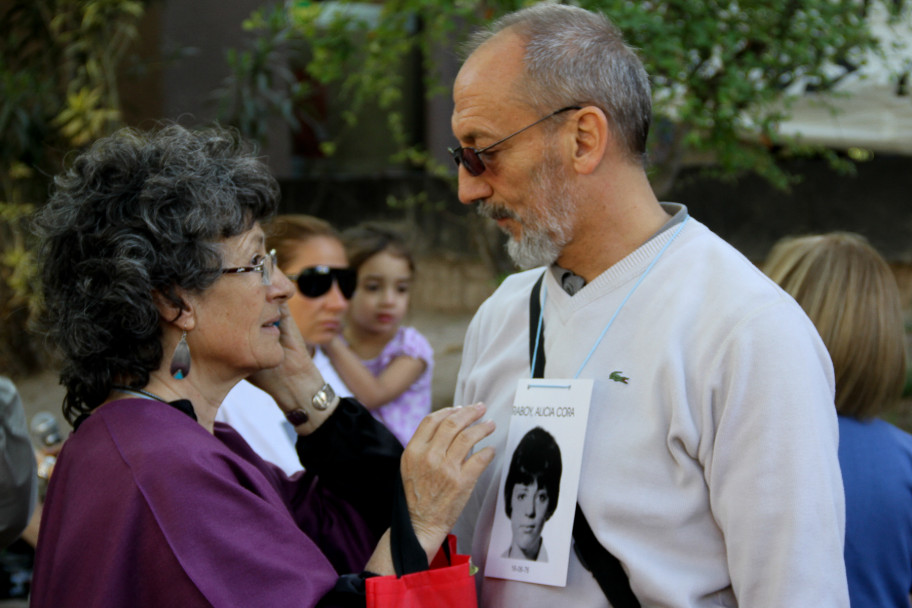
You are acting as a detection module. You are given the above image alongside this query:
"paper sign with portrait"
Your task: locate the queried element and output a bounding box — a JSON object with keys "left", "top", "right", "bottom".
{"left": 484, "top": 378, "right": 592, "bottom": 587}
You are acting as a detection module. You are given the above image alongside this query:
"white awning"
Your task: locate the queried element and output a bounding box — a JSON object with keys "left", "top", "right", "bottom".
{"left": 777, "top": 4, "right": 912, "bottom": 154}
{"left": 780, "top": 85, "right": 912, "bottom": 154}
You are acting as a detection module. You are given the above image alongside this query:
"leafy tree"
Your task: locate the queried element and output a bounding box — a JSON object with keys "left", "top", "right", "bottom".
{"left": 212, "top": 0, "right": 906, "bottom": 277}
{"left": 214, "top": 4, "right": 313, "bottom": 145}
{"left": 0, "top": 0, "right": 146, "bottom": 375}
{"left": 608, "top": 0, "right": 901, "bottom": 193}
{"left": 220, "top": 0, "right": 909, "bottom": 194}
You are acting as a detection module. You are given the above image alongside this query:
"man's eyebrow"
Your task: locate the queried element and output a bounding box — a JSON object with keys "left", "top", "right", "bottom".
{"left": 454, "top": 119, "right": 497, "bottom": 146}
{"left": 460, "top": 129, "right": 504, "bottom": 149}
{"left": 453, "top": 130, "right": 479, "bottom": 146}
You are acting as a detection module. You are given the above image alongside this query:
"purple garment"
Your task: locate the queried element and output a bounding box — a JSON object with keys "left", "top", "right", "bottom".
{"left": 364, "top": 326, "right": 433, "bottom": 446}
{"left": 31, "top": 398, "right": 376, "bottom": 607}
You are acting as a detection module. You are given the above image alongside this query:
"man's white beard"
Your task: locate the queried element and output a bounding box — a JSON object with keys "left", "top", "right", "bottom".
{"left": 506, "top": 223, "right": 563, "bottom": 270}
{"left": 493, "top": 158, "right": 574, "bottom": 270}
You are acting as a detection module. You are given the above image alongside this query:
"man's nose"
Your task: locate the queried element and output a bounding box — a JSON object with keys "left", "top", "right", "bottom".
{"left": 457, "top": 167, "right": 493, "bottom": 205}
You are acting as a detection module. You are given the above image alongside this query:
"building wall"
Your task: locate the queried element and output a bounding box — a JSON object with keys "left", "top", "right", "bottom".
{"left": 674, "top": 154, "right": 912, "bottom": 264}
{"left": 156, "top": 0, "right": 292, "bottom": 175}
{"left": 138, "top": 3, "right": 912, "bottom": 311}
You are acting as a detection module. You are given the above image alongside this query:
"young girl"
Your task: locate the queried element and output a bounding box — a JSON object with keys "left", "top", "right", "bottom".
{"left": 323, "top": 225, "right": 433, "bottom": 447}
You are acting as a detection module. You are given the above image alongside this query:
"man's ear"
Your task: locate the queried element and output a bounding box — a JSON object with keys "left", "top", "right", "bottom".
{"left": 569, "top": 106, "right": 610, "bottom": 176}
{"left": 151, "top": 288, "right": 195, "bottom": 331}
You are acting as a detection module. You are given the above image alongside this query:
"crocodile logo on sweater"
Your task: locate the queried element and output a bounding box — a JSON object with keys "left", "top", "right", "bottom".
{"left": 609, "top": 371, "right": 629, "bottom": 384}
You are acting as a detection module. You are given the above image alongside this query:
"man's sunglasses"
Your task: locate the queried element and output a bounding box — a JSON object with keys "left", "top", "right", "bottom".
{"left": 290, "top": 266, "right": 357, "bottom": 299}
{"left": 448, "top": 105, "right": 581, "bottom": 177}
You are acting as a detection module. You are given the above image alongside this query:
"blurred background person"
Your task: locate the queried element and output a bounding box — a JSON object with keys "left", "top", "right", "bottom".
{"left": 217, "top": 214, "right": 356, "bottom": 474}
{"left": 0, "top": 375, "right": 38, "bottom": 602}
{"left": 324, "top": 224, "right": 433, "bottom": 447}
{"left": 0, "top": 408, "right": 61, "bottom": 602}
{"left": 0, "top": 376, "right": 36, "bottom": 550}
{"left": 764, "top": 231, "right": 912, "bottom": 608}
{"left": 29, "top": 124, "right": 494, "bottom": 607}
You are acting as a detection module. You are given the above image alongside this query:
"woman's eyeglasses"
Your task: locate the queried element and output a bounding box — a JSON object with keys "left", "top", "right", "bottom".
{"left": 447, "top": 105, "right": 581, "bottom": 177}
{"left": 290, "top": 266, "right": 357, "bottom": 299}
{"left": 221, "top": 249, "right": 277, "bottom": 285}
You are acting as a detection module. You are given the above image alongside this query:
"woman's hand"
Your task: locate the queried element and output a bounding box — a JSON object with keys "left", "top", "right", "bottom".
{"left": 248, "top": 306, "right": 335, "bottom": 433}
{"left": 400, "top": 403, "right": 496, "bottom": 560}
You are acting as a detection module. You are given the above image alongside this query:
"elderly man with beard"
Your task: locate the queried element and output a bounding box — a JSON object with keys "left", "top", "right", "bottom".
{"left": 449, "top": 4, "right": 848, "bottom": 607}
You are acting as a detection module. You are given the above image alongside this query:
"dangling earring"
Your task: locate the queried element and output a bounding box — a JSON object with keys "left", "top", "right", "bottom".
{"left": 170, "top": 330, "right": 191, "bottom": 379}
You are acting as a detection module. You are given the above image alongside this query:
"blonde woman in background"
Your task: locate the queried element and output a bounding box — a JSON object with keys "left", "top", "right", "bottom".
{"left": 764, "top": 231, "right": 912, "bottom": 608}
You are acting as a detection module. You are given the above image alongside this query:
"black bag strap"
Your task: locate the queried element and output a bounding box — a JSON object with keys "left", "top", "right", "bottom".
{"left": 529, "top": 272, "right": 640, "bottom": 608}
{"left": 572, "top": 506, "right": 641, "bottom": 607}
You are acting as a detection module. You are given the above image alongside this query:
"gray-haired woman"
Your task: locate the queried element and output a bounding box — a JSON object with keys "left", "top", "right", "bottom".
{"left": 29, "top": 124, "right": 494, "bottom": 607}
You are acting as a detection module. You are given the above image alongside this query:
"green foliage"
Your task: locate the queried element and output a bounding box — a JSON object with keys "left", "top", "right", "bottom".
{"left": 213, "top": 4, "right": 314, "bottom": 143}
{"left": 218, "top": 0, "right": 903, "bottom": 195}
{"left": 599, "top": 0, "right": 881, "bottom": 192}
{"left": 217, "top": 1, "right": 488, "bottom": 168}
{"left": 0, "top": 0, "right": 146, "bottom": 375}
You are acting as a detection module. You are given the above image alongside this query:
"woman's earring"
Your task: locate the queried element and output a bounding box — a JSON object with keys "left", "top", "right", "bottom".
{"left": 170, "top": 330, "right": 191, "bottom": 379}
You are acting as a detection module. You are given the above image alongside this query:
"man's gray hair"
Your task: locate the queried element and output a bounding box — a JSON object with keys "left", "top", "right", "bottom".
{"left": 463, "top": 3, "right": 652, "bottom": 164}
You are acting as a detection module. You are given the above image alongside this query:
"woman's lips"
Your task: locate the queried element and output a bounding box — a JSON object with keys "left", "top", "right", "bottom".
{"left": 319, "top": 320, "right": 341, "bottom": 332}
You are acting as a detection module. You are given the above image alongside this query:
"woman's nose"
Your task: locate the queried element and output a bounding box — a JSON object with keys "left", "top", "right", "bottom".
{"left": 270, "top": 269, "right": 295, "bottom": 301}
{"left": 523, "top": 499, "right": 536, "bottom": 517}
{"left": 325, "top": 282, "right": 349, "bottom": 312}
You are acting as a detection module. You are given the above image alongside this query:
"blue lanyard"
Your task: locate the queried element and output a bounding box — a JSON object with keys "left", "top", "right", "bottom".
{"left": 531, "top": 216, "right": 689, "bottom": 379}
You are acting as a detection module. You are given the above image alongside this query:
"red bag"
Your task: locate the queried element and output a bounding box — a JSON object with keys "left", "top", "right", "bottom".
{"left": 365, "top": 534, "right": 478, "bottom": 608}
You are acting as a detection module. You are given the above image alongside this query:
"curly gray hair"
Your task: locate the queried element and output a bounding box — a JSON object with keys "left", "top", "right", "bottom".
{"left": 34, "top": 124, "right": 279, "bottom": 424}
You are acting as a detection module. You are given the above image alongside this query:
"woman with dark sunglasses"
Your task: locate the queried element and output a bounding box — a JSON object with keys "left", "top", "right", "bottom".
{"left": 217, "top": 214, "right": 357, "bottom": 475}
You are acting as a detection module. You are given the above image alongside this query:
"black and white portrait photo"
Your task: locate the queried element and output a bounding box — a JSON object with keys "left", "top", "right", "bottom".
{"left": 485, "top": 378, "right": 592, "bottom": 587}
{"left": 501, "top": 427, "right": 562, "bottom": 562}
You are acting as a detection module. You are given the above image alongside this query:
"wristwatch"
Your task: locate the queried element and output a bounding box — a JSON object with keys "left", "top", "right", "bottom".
{"left": 284, "top": 382, "right": 335, "bottom": 426}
